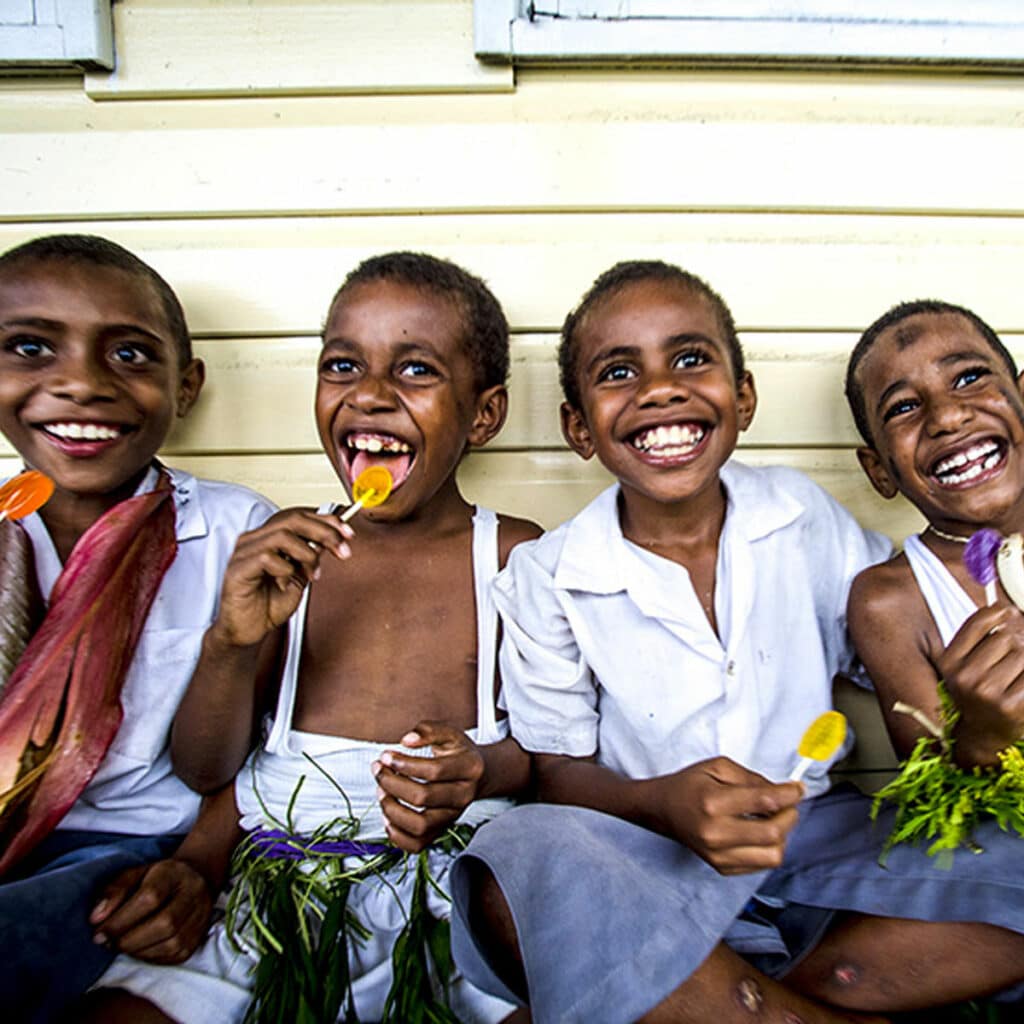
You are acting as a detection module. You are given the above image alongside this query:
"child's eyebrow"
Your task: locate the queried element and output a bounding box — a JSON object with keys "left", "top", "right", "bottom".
{"left": 584, "top": 345, "right": 639, "bottom": 375}
{"left": 98, "top": 322, "right": 168, "bottom": 345}
{"left": 0, "top": 315, "right": 64, "bottom": 331}
{"left": 0, "top": 316, "right": 167, "bottom": 345}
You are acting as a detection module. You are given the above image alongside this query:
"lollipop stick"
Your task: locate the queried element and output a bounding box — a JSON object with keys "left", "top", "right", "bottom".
{"left": 0, "top": 511, "right": 7, "bottom": 524}
{"left": 985, "top": 580, "right": 997, "bottom": 606}
{"left": 339, "top": 498, "right": 366, "bottom": 523}
{"left": 789, "top": 756, "right": 813, "bottom": 783}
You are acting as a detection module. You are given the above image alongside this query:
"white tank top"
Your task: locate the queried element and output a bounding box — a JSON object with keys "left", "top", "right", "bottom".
{"left": 234, "top": 506, "right": 512, "bottom": 838}
{"left": 903, "top": 532, "right": 977, "bottom": 647}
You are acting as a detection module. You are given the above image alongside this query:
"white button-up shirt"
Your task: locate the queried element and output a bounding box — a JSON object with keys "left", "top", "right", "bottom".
{"left": 19, "top": 465, "right": 275, "bottom": 836}
{"left": 494, "top": 462, "right": 891, "bottom": 797}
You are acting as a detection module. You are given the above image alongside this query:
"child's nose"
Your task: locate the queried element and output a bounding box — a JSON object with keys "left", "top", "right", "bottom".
{"left": 924, "top": 392, "right": 971, "bottom": 435}
{"left": 49, "top": 351, "right": 117, "bottom": 404}
{"left": 636, "top": 368, "right": 688, "bottom": 406}
{"left": 345, "top": 372, "right": 398, "bottom": 412}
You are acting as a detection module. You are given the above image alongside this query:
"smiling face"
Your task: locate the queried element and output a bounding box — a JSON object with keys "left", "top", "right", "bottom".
{"left": 316, "top": 279, "right": 507, "bottom": 523}
{"left": 0, "top": 260, "right": 203, "bottom": 517}
{"left": 854, "top": 311, "right": 1024, "bottom": 534}
{"left": 561, "top": 278, "right": 756, "bottom": 518}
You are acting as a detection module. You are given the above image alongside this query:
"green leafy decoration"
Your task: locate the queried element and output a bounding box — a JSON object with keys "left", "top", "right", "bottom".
{"left": 873, "top": 687, "right": 1024, "bottom": 863}
{"left": 225, "top": 755, "right": 476, "bottom": 1023}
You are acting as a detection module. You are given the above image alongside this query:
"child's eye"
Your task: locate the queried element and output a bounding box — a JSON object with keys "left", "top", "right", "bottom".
{"left": 882, "top": 397, "right": 919, "bottom": 423}
{"left": 4, "top": 335, "right": 53, "bottom": 360}
{"left": 398, "top": 361, "right": 439, "bottom": 379}
{"left": 673, "top": 348, "right": 708, "bottom": 370}
{"left": 110, "top": 342, "right": 154, "bottom": 366}
{"left": 953, "top": 367, "right": 988, "bottom": 389}
{"left": 597, "top": 364, "right": 636, "bottom": 383}
{"left": 321, "top": 356, "right": 358, "bottom": 375}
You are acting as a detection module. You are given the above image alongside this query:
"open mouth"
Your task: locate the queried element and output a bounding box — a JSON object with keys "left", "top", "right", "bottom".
{"left": 930, "top": 438, "right": 1006, "bottom": 488}
{"left": 344, "top": 431, "right": 415, "bottom": 489}
{"left": 629, "top": 422, "right": 707, "bottom": 460}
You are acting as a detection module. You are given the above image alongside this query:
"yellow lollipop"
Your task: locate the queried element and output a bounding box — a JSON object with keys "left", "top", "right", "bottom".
{"left": 790, "top": 710, "right": 847, "bottom": 782}
{"left": 340, "top": 466, "right": 393, "bottom": 522}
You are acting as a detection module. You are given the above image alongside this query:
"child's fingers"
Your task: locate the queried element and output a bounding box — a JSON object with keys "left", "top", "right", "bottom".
{"left": 92, "top": 861, "right": 209, "bottom": 952}
{"left": 378, "top": 746, "right": 483, "bottom": 785}
{"left": 379, "top": 795, "right": 456, "bottom": 852}
{"left": 234, "top": 510, "right": 354, "bottom": 563}
{"left": 399, "top": 720, "right": 465, "bottom": 752}
{"left": 947, "top": 604, "right": 1021, "bottom": 661}
{"left": 374, "top": 761, "right": 475, "bottom": 810}
{"left": 110, "top": 897, "right": 210, "bottom": 963}
{"left": 90, "top": 864, "right": 147, "bottom": 926}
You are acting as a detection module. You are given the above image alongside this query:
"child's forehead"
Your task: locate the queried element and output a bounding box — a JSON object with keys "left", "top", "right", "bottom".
{"left": 864, "top": 312, "right": 995, "bottom": 383}
{"left": 0, "top": 259, "right": 167, "bottom": 327}
{"left": 579, "top": 278, "right": 725, "bottom": 350}
{"left": 325, "top": 279, "right": 468, "bottom": 352}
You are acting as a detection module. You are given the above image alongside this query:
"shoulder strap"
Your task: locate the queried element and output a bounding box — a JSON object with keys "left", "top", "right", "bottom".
{"left": 471, "top": 507, "right": 501, "bottom": 742}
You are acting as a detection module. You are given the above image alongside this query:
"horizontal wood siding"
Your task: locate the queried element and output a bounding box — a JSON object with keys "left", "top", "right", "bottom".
{"left": 8, "top": 0, "right": 1022, "bottom": 783}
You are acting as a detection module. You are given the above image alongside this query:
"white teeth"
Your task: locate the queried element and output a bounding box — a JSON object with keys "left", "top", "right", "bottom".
{"left": 934, "top": 441, "right": 1000, "bottom": 477}
{"left": 45, "top": 422, "right": 120, "bottom": 441}
{"left": 347, "top": 434, "right": 412, "bottom": 454}
{"left": 632, "top": 424, "right": 704, "bottom": 453}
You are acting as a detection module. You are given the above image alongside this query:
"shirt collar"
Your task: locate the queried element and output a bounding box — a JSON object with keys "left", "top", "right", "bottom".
{"left": 553, "top": 460, "right": 805, "bottom": 595}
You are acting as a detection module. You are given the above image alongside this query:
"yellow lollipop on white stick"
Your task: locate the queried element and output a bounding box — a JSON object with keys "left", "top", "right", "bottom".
{"left": 340, "top": 466, "right": 393, "bottom": 523}
{"left": 790, "top": 711, "right": 847, "bottom": 782}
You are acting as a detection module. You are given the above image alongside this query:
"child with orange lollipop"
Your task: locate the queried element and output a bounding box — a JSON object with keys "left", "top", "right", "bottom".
{"left": 0, "top": 234, "right": 275, "bottom": 1023}
{"left": 87, "top": 252, "right": 539, "bottom": 1023}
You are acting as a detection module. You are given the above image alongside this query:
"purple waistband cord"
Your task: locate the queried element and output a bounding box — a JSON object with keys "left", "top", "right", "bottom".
{"left": 248, "top": 828, "right": 394, "bottom": 861}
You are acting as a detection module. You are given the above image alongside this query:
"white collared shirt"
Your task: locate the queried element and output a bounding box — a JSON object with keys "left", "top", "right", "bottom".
{"left": 494, "top": 461, "right": 891, "bottom": 797}
{"left": 18, "top": 465, "right": 275, "bottom": 836}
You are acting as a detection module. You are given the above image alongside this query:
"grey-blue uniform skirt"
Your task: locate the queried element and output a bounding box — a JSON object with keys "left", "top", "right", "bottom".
{"left": 450, "top": 786, "right": 1024, "bottom": 1024}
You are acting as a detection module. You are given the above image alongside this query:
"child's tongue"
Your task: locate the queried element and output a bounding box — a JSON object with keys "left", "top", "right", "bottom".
{"left": 350, "top": 449, "right": 411, "bottom": 488}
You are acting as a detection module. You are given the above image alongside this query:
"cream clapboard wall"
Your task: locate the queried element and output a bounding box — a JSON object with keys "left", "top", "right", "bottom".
{"left": 5, "top": 0, "right": 1024, "bottom": 780}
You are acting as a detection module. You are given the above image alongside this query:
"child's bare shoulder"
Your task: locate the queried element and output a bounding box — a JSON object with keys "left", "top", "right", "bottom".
{"left": 497, "top": 514, "right": 543, "bottom": 569}
{"left": 849, "top": 549, "right": 929, "bottom": 636}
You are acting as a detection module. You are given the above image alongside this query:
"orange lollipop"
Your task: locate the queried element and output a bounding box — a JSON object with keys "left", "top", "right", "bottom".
{"left": 0, "top": 470, "right": 55, "bottom": 523}
{"left": 340, "top": 466, "right": 393, "bottom": 523}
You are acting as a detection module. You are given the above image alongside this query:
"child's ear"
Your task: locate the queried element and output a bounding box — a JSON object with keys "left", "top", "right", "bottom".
{"left": 466, "top": 384, "right": 508, "bottom": 448}
{"left": 560, "top": 401, "right": 596, "bottom": 460}
{"left": 175, "top": 358, "right": 205, "bottom": 418}
{"left": 856, "top": 445, "right": 899, "bottom": 500}
{"left": 736, "top": 371, "right": 757, "bottom": 432}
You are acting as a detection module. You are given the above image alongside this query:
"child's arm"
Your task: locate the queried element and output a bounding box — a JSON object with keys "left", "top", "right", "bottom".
{"left": 172, "top": 508, "right": 354, "bottom": 792}
{"left": 533, "top": 751, "right": 803, "bottom": 875}
{"left": 849, "top": 561, "right": 1024, "bottom": 766}
{"left": 88, "top": 784, "right": 241, "bottom": 962}
{"left": 374, "top": 721, "right": 531, "bottom": 854}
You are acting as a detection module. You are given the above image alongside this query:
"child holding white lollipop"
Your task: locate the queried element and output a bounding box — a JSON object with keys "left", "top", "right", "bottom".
{"left": 85, "top": 252, "right": 539, "bottom": 1024}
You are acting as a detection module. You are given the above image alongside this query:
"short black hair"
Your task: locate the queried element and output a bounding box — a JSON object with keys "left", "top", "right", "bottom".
{"left": 846, "top": 299, "right": 1017, "bottom": 447}
{"left": 326, "top": 251, "right": 509, "bottom": 391}
{"left": 558, "top": 260, "right": 745, "bottom": 409}
{"left": 0, "top": 234, "right": 192, "bottom": 366}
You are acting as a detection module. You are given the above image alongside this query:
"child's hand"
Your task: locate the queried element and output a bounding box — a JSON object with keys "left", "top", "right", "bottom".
{"left": 89, "top": 858, "right": 214, "bottom": 964}
{"left": 373, "top": 721, "right": 485, "bottom": 854}
{"left": 939, "top": 603, "right": 1024, "bottom": 765}
{"left": 654, "top": 757, "right": 803, "bottom": 875}
{"left": 212, "top": 509, "right": 353, "bottom": 648}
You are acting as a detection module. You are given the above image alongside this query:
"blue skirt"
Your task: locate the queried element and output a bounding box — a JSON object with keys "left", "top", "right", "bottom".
{"left": 450, "top": 786, "right": 1024, "bottom": 1024}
